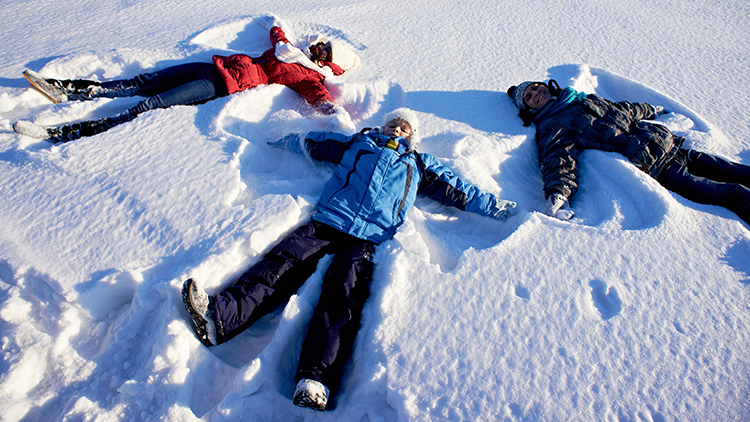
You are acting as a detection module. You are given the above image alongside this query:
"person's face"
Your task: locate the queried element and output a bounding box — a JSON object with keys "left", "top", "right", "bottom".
{"left": 383, "top": 119, "right": 412, "bottom": 139}
{"left": 523, "top": 83, "right": 552, "bottom": 109}
{"left": 310, "top": 41, "right": 332, "bottom": 62}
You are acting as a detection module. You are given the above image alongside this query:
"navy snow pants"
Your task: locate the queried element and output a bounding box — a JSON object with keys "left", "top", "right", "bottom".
{"left": 658, "top": 148, "right": 750, "bottom": 225}
{"left": 210, "top": 221, "right": 376, "bottom": 390}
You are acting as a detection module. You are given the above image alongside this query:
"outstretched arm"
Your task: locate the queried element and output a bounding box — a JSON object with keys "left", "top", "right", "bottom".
{"left": 285, "top": 79, "right": 336, "bottom": 110}
{"left": 284, "top": 81, "right": 354, "bottom": 131}
{"left": 537, "top": 129, "right": 581, "bottom": 201}
{"left": 417, "top": 153, "right": 517, "bottom": 221}
{"left": 267, "top": 131, "right": 354, "bottom": 164}
{"left": 256, "top": 13, "right": 288, "bottom": 43}
{"left": 536, "top": 130, "right": 581, "bottom": 220}
{"left": 269, "top": 26, "right": 292, "bottom": 46}
{"left": 260, "top": 19, "right": 351, "bottom": 129}
{"left": 604, "top": 96, "right": 662, "bottom": 121}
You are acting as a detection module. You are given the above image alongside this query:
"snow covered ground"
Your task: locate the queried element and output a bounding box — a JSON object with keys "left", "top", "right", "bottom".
{"left": 1, "top": 0, "right": 749, "bottom": 421}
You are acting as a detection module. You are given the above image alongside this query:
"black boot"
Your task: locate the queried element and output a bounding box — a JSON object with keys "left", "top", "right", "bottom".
{"left": 23, "top": 69, "right": 140, "bottom": 103}
{"left": 23, "top": 70, "right": 101, "bottom": 103}
{"left": 48, "top": 109, "right": 139, "bottom": 143}
{"left": 60, "top": 79, "right": 141, "bottom": 101}
{"left": 46, "top": 119, "right": 109, "bottom": 143}
{"left": 60, "top": 79, "right": 104, "bottom": 101}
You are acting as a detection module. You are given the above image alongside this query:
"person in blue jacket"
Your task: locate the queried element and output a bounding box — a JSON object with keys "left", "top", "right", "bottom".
{"left": 181, "top": 108, "right": 517, "bottom": 411}
{"left": 507, "top": 79, "right": 750, "bottom": 225}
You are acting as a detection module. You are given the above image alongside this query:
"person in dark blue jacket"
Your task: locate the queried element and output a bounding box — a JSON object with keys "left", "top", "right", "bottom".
{"left": 507, "top": 79, "right": 750, "bottom": 225}
{"left": 181, "top": 108, "right": 517, "bottom": 411}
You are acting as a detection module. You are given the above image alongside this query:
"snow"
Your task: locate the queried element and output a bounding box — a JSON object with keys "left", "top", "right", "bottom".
{"left": 1, "top": 0, "right": 749, "bottom": 421}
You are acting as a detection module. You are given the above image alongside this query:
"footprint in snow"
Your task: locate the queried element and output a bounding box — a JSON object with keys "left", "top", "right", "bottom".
{"left": 589, "top": 280, "right": 622, "bottom": 320}
{"left": 514, "top": 285, "right": 530, "bottom": 300}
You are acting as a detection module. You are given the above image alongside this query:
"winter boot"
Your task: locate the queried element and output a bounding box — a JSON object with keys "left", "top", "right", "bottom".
{"left": 14, "top": 116, "right": 126, "bottom": 144}
{"left": 51, "top": 117, "right": 117, "bottom": 143}
{"left": 181, "top": 279, "right": 217, "bottom": 347}
{"left": 23, "top": 70, "right": 103, "bottom": 103}
{"left": 23, "top": 70, "right": 142, "bottom": 103}
{"left": 15, "top": 108, "right": 138, "bottom": 144}
{"left": 54, "top": 107, "right": 139, "bottom": 143}
{"left": 293, "top": 379, "right": 330, "bottom": 411}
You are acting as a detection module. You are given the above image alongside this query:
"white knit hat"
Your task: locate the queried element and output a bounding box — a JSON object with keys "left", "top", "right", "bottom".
{"left": 382, "top": 108, "right": 421, "bottom": 149}
{"left": 329, "top": 40, "right": 360, "bottom": 72}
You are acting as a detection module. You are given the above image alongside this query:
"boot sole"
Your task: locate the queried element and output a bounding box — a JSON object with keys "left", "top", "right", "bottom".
{"left": 181, "top": 279, "right": 214, "bottom": 347}
{"left": 293, "top": 393, "right": 327, "bottom": 411}
{"left": 23, "top": 70, "right": 63, "bottom": 104}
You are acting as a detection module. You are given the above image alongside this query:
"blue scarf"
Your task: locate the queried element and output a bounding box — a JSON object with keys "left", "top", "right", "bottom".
{"left": 532, "top": 87, "right": 588, "bottom": 123}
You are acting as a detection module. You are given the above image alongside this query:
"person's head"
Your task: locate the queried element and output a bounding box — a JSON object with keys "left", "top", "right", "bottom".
{"left": 506, "top": 79, "right": 562, "bottom": 126}
{"left": 381, "top": 108, "right": 420, "bottom": 149}
{"left": 308, "top": 37, "right": 360, "bottom": 73}
{"left": 309, "top": 41, "right": 333, "bottom": 63}
{"left": 383, "top": 119, "right": 412, "bottom": 139}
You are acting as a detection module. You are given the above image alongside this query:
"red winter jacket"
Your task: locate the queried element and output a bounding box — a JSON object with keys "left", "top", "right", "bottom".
{"left": 212, "top": 27, "right": 337, "bottom": 110}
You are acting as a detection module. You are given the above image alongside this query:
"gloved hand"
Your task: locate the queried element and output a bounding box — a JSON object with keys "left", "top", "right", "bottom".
{"left": 267, "top": 134, "right": 305, "bottom": 155}
{"left": 489, "top": 199, "right": 518, "bottom": 221}
{"left": 545, "top": 194, "right": 574, "bottom": 220}
{"left": 258, "top": 14, "right": 283, "bottom": 30}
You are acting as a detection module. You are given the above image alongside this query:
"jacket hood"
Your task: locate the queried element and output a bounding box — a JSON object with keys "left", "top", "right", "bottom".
{"left": 381, "top": 108, "right": 421, "bottom": 150}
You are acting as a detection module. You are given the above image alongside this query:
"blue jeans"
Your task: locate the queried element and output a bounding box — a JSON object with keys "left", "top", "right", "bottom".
{"left": 102, "top": 62, "right": 229, "bottom": 114}
{"left": 658, "top": 148, "right": 750, "bottom": 224}
{"left": 50, "top": 63, "right": 231, "bottom": 142}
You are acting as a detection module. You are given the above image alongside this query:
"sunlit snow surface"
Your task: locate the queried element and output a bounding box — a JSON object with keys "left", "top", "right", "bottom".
{"left": 1, "top": 2, "right": 749, "bottom": 421}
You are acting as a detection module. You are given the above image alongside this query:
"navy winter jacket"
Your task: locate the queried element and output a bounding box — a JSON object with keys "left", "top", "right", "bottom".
{"left": 296, "top": 130, "right": 503, "bottom": 244}
{"left": 533, "top": 88, "right": 683, "bottom": 200}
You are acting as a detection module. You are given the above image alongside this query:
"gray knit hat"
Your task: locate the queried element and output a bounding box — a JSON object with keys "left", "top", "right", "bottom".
{"left": 511, "top": 81, "right": 534, "bottom": 109}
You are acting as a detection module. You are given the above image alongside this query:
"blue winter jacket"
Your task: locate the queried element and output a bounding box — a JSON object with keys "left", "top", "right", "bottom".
{"left": 290, "top": 129, "right": 503, "bottom": 244}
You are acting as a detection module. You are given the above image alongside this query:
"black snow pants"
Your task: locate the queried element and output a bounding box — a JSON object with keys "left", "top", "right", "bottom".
{"left": 657, "top": 148, "right": 750, "bottom": 225}
{"left": 210, "top": 220, "right": 376, "bottom": 390}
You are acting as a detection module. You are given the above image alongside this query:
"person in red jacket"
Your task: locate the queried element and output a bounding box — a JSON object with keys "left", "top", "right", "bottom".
{"left": 13, "top": 15, "right": 360, "bottom": 143}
